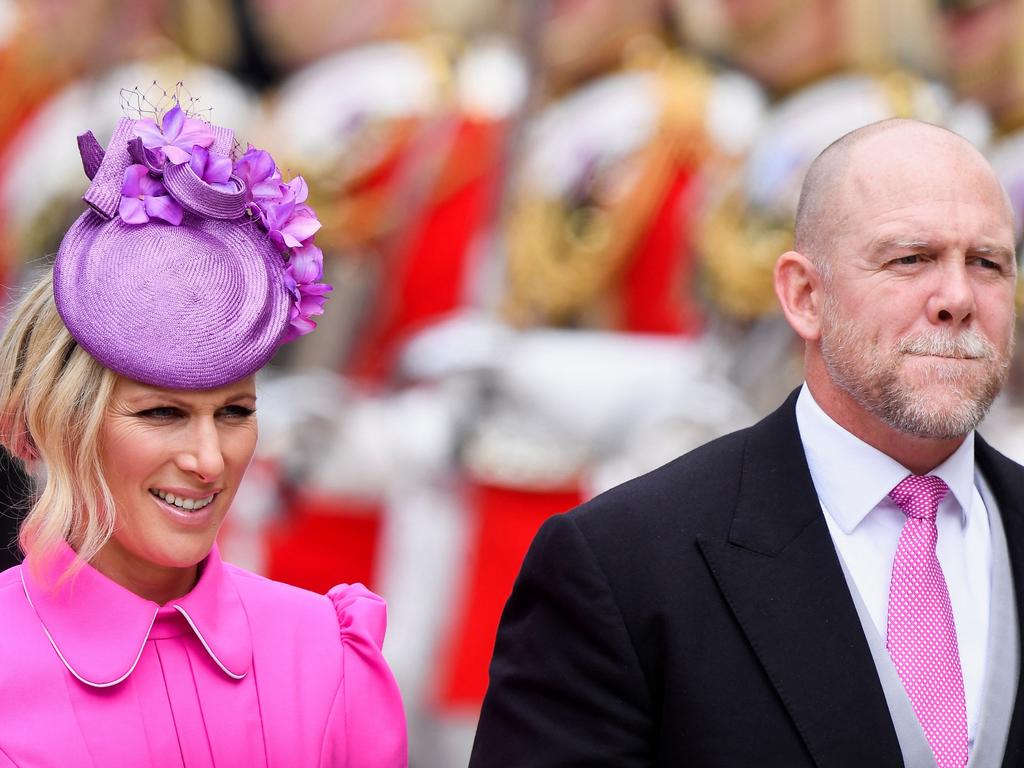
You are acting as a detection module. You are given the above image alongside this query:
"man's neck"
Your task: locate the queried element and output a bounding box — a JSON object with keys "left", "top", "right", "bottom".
{"left": 803, "top": 378, "right": 966, "bottom": 475}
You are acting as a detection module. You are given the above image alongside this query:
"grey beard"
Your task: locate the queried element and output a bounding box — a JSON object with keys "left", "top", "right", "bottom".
{"left": 819, "top": 305, "right": 1011, "bottom": 440}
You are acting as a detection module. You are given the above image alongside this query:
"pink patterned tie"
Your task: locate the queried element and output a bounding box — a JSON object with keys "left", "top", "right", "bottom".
{"left": 887, "top": 474, "right": 968, "bottom": 768}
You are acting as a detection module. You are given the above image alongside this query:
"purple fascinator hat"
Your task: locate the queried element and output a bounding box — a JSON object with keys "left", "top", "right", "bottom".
{"left": 54, "top": 103, "right": 331, "bottom": 390}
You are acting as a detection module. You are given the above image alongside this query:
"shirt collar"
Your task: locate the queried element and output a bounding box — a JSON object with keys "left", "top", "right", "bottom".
{"left": 795, "top": 384, "right": 976, "bottom": 534}
{"left": 21, "top": 541, "right": 251, "bottom": 688}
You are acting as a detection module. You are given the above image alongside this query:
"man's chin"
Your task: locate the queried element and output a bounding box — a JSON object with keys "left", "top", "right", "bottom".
{"left": 898, "top": 355, "right": 1006, "bottom": 398}
{"left": 900, "top": 353, "right": 983, "bottom": 380}
{"left": 880, "top": 385, "right": 993, "bottom": 440}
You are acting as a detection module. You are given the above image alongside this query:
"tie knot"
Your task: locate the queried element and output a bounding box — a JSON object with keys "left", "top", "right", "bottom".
{"left": 889, "top": 474, "right": 949, "bottom": 520}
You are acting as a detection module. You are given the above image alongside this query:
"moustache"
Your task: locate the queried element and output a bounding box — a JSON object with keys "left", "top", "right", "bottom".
{"left": 898, "top": 330, "right": 996, "bottom": 360}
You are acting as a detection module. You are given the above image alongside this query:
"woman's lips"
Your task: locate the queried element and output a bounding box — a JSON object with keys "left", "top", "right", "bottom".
{"left": 148, "top": 488, "right": 220, "bottom": 527}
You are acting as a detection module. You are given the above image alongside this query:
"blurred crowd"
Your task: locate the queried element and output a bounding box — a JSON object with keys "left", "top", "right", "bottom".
{"left": 6, "top": 0, "right": 1024, "bottom": 764}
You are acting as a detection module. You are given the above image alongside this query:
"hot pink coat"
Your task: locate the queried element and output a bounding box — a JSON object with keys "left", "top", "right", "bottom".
{"left": 0, "top": 542, "right": 407, "bottom": 767}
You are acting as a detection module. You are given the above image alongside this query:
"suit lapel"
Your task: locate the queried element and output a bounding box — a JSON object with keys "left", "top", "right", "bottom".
{"left": 975, "top": 438, "right": 1024, "bottom": 768}
{"left": 697, "top": 391, "right": 903, "bottom": 768}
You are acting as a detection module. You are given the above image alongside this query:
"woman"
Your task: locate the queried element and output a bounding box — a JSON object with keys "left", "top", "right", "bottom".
{"left": 0, "top": 102, "right": 406, "bottom": 766}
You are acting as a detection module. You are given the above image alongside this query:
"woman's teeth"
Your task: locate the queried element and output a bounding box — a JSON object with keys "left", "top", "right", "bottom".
{"left": 150, "top": 489, "right": 215, "bottom": 511}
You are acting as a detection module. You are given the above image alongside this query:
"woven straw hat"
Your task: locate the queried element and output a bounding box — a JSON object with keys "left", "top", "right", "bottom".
{"left": 53, "top": 109, "right": 326, "bottom": 389}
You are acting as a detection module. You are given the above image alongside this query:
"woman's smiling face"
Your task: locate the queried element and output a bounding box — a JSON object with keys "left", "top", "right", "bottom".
{"left": 92, "top": 375, "right": 258, "bottom": 603}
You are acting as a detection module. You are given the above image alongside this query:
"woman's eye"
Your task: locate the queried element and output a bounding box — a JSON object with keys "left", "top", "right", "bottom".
{"left": 136, "top": 407, "right": 182, "bottom": 420}
{"left": 219, "top": 405, "right": 256, "bottom": 419}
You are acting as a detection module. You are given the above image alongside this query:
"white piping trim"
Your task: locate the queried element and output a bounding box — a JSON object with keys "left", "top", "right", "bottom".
{"left": 21, "top": 569, "right": 156, "bottom": 689}
{"left": 173, "top": 604, "right": 247, "bottom": 680}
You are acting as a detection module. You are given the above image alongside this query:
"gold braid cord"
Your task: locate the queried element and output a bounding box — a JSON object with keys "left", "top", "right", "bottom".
{"left": 699, "top": 194, "right": 794, "bottom": 321}
{"left": 503, "top": 53, "right": 711, "bottom": 328}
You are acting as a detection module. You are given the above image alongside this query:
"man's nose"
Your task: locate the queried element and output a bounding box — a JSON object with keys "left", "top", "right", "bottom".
{"left": 930, "top": 261, "right": 975, "bottom": 326}
{"left": 175, "top": 418, "right": 225, "bottom": 482}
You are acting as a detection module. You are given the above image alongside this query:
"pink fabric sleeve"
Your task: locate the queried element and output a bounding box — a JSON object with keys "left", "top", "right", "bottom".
{"left": 320, "top": 584, "right": 408, "bottom": 768}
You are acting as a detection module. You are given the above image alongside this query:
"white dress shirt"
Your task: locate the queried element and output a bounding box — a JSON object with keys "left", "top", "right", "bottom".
{"left": 795, "top": 385, "right": 992, "bottom": 740}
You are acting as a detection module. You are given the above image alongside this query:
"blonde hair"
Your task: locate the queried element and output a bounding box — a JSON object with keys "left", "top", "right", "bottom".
{"left": 0, "top": 269, "right": 117, "bottom": 575}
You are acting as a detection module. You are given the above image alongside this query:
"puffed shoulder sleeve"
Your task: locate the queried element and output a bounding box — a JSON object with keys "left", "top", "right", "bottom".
{"left": 320, "top": 584, "right": 408, "bottom": 768}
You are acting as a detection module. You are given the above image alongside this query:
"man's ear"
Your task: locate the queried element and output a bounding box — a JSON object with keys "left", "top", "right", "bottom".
{"left": 774, "top": 250, "right": 823, "bottom": 341}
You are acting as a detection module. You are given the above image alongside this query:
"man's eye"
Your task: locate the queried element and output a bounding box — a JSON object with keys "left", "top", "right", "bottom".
{"left": 975, "top": 257, "right": 1001, "bottom": 270}
{"left": 892, "top": 255, "right": 921, "bottom": 266}
{"left": 136, "top": 407, "right": 182, "bottom": 420}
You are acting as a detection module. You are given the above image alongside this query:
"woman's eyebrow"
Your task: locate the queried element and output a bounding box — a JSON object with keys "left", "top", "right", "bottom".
{"left": 221, "top": 393, "right": 258, "bottom": 405}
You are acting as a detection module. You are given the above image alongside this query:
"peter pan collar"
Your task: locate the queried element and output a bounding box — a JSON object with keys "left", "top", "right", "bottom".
{"left": 21, "top": 541, "right": 252, "bottom": 688}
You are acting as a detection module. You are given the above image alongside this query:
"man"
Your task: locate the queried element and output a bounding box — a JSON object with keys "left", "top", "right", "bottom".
{"left": 469, "top": 119, "right": 1024, "bottom": 767}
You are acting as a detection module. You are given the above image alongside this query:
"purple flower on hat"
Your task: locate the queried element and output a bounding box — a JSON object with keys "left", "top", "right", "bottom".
{"left": 231, "top": 142, "right": 330, "bottom": 341}
{"left": 118, "top": 164, "right": 183, "bottom": 225}
{"left": 261, "top": 181, "right": 322, "bottom": 251}
{"left": 281, "top": 266, "right": 332, "bottom": 343}
{"left": 234, "top": 146, "right": 283, "bottom": 207}
{"left": 133, "top": 104, "right": 215, "bottom": 165}
{"left": 189, "top": 145, "right": 236, "bottom": 192}
{"left": 282, "top": 175, "right": 309, "bottom": 205}
{"left": 290, "top": 241, "right": 324, "bottom": 283}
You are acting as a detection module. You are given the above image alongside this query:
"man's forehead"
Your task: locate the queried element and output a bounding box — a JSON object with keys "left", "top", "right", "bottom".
{"left": 821, "top": 188, "right": 1017, "bottom": 261}
{"left": 833, "top": 134, "right": 1010, "bottom": 215}
{"left": 792, "top": 120, "right": 1013, "bottom": 258}
{"left": 855, "top": 126, "right": 1000, "bottom": 180}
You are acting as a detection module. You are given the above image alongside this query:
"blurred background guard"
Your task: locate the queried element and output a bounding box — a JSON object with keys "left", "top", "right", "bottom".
{"left": 248, "top": 31, "right": 455, "bottom": 600}
{"left": 938, "top": 0, "right": 1024, "bottom": 136}
{"left": 424, "top": 3, "right": 767, "bottom": 765}
{"left": 673, "top": 0, "right": 939, "bottom": 98}
{"left": 6, "top": 1, "right": 1024, "bottom": 766}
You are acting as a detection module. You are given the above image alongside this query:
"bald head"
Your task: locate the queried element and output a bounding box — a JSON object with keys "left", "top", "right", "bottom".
{"left": 793, "top": 119, "right": 1012, "bottom": 278}
{"left": 774, "top": 117, "right": 1018, "bottom": 467}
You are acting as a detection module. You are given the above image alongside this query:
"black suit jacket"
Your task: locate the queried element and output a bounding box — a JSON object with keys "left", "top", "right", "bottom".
{"left": 470, "top": 390, "right": 1024, "bottom": 767}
